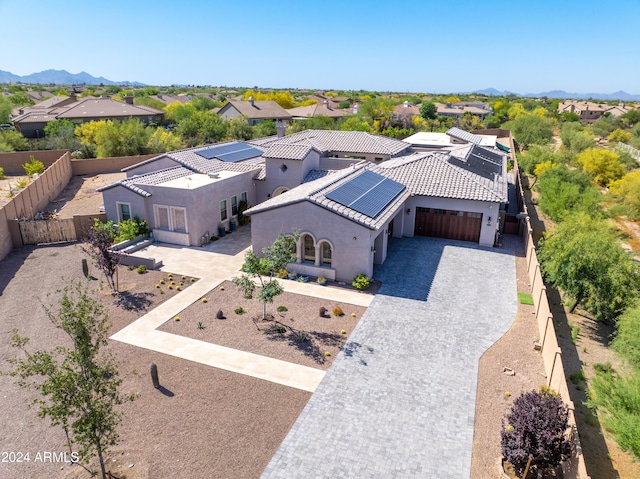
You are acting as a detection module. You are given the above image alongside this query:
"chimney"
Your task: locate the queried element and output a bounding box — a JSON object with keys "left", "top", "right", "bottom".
{"left": 124, "top": 94, "right": 134, "bottom": 105}
{"left": 353, "top": 103, "right": 358, "bottom": 114}
{"left": 276, "top": 120, "right": 286, "bottom": 138}
{"left": 403, "top": 100, "right": 409, "bottom": 108}
{"left": 249, "top": 96, "right": 254, "bottom": 107}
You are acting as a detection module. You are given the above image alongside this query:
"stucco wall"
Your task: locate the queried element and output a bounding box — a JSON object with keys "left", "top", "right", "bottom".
{"left": 71, "top": 154, "right": 158, "bottom": 175}
{"left": 262, "top": 151, "right": 321, "bottom": 197}
{"left": 0, "top": 150, "right": 69, "bottom": 174}
{"left": 249, "top": 201, "right": 376, "bottom": 282}
{"left": 404, "top": 196, "right": 499, "bottom": 247}
{"left": 101, "top": 187, "right": 148, "bottom": 225}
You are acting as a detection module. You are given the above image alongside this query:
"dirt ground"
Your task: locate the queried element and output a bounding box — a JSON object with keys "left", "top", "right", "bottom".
{"left": 0, "top": 244, "right": 311, "bottom": 479}
{"left": 159, "top": 280, "right": 368, "bottom": 371}
{"left": 0, "top": 174, "right": 31, "bottom": 209}
{"left": 44, "top": 173, "right": 125, "bottom": 218}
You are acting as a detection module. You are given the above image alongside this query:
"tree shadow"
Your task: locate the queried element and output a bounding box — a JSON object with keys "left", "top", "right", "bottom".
{"left": 262, "top": 323, "right": 345, "bottom": 366}
{"left": 546, "top": 285, "right": 620, "bottom": 479}
{"left": 113, "top": 291, "right": 153, "bottom": 312}
{"left": 341, "top": 341, "right": 374, "bottom": 366}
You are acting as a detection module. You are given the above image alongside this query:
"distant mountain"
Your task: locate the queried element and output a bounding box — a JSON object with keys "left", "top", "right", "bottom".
{"left": 473, "top": 87, "right": 640, "bottom": 101}
{"left": 0, "top": 69, "right": 145, "bottom": 86}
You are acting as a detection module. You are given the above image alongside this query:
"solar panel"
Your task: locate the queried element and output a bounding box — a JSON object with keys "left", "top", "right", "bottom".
{"left": 326, "top": 170, "right": 405, "bottom": 219}
{"left": 196, "top": 142, "right": 263, "bottom": 162}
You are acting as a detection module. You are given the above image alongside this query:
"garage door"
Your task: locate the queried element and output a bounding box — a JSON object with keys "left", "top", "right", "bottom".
{"left": 414, "top": 207, "right": 482, "bottom": 242}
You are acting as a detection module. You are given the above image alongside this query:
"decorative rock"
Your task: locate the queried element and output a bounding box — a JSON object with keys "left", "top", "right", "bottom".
{"left": 150, "top": 363, "right": 160, "bottom": 388}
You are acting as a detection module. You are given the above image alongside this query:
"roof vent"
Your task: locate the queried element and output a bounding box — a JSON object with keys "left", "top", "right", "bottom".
{"left": 403, "top": 100, "right": 409, "bottom": 108}
{"left": 208, "top": 172, "right": 220, "bottom": 179}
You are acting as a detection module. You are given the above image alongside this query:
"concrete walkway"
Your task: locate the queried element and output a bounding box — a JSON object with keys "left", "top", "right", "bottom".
{"left": 261, "top": 237, "right": 518, "bottom": 478}
{"left": 110, "top": 227, "right": 372, "bottom": 392}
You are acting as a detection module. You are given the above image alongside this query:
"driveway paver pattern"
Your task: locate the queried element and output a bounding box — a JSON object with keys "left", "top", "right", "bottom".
{"left": 261, "top": 236, "right": 517, "bottom": 478}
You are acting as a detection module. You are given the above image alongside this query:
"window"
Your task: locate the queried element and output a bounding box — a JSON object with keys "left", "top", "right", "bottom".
{"left": 321, "top": 242, "right": 332, "bottom": 265}
{"left": 434, "top": 209, "right": 447, "bottom": 215}
{"left": 231, "top": 196, "right": 238, "bottom": 215}
{"left": 303, "top": 235, "right": 315, "bottom": 262}
{"left": 220, "top": 200, "right": 227, "bottom": 221}
{"left": 450, "top": 210, "right": 463, "bottom": 216}
{"left": 117, "top": 202, "right": 131, "bottom": 222}
{"left": 241, "top": 192, "right": 247, "bottom": 204}
{"left": 468, "top": 212, "right": 482, "bottom": 219}
{"left": 155, "top": 205, "right": 169, "bottom": 229}
{"left": 171, "top": 207, "right": 187, "bottom": 232}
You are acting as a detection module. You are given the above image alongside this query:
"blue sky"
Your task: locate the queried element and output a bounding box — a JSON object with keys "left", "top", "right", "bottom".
{"left": 1, "top": 0, "right": 639, "bottom": 94}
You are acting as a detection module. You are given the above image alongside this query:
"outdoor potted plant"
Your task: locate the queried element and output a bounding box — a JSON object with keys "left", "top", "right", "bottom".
{"left": 217, "top": 222, "right": 226, "bottom": 237}
{"left": 287, "top": 271, "right": 297, "bottom": 280}
{"left": 298, "top": 275, "right": 309, "bottom": 283}
{"left": 317, "top": 276, "right": 327, "bottom": 286}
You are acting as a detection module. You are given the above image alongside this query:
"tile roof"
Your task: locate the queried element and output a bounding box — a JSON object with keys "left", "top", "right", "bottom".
{"left": 97, "top": 166, "right": 193, "bottom": 197}
{"left": 220, "top": 100, "right": 292, "bottom": 120}
{"left": 446, "top": 127, "right": 484, "bottom": 145}
{"left": 302, "top": 169, "right": 336, "bottom": 182}
{"left": 262, "top": 143, "right": 315, "bottom": 160}
{"left": 253, "top": 130, "right": 410, "bottom": 156}
{"left": 165, "top": 142, "right": 264, "bottom": 174}
{"left": 246, "top": 163, "right": 411, "bottom": 230}
{"left": 57, "top": 98, "right": 163, "bottom": 119}
{"left": 287, "top": 102, "right": 351, "bottom": 119}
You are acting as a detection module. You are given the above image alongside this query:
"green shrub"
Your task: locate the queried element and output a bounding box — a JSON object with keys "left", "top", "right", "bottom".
{"left": 612, "top": 304, "right": 640, "bottom": 370}
{"left": 352, "top": 273, "right": 370, "bottom": 291}
{"left": 234, "top": 307, "right": 244, "bottom": 314}
{"left": 136, "top": 265, "right": 147, "bottom": 274}
{"left": 276, "top": 305, "right": 288, "bottom": 313}
{"left": 276, "top": 268, "right": 288, "bottom": 279}
{"left": 23, "top": 155, "right": 45, "bottom": 177}
{"left": 0, "top": 166, "right": 4, "bottom": 179}
{"left": 15, "top": 177, "right": 28, "bottom": 189}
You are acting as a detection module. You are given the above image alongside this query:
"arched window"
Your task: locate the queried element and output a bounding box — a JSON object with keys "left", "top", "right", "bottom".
{"left": 303, "top": 234, "right": 315, "bottom": 262}
{"left": 321, "top": 241, "right": 332, "bottom": 265}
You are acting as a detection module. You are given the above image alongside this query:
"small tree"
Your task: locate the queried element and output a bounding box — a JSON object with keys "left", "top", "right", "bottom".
{"left": 7, "top": 282, "right": 134, "bottom": 479}
{"left": 419, "top": 101, "right": 437, "bottom": 120}
{"left": 23, "top": 155, "right": 45, "bottom": 177}
{"left": 501, "top": 388, "right": 571, "bottom": 477}
{"left": 233, "top": 233, "right": 297, "bottom": 320}
{"left": 82, "top": 219, "right": 119, "bottom": 292}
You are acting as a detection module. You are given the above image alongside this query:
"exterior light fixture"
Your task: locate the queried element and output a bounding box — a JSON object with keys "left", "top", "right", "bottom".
{"left": 487, "top": 216, "right": 492, "bottom": 225}
{"left": 406, "top": 208, "right": 410, "bottom": 215}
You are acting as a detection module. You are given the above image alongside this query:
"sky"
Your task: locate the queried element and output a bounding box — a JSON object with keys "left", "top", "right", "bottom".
{"left": 1, "top": 0, "right": 639, "bottom": 94}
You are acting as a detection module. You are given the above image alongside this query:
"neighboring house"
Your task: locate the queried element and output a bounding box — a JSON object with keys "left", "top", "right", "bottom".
{"left": 392, "top": 101, "right": 420, "bottom": 125}
{"left": 557, "top": 100, "right": 631, "bottom": 122}
{"left": 217, "top": 98, "right": 292, "bottom": 126}
{"left": 287, "top": 100, "right": 351, "bottom": 120}
{"left": 435, "top": 101, "right": 492, "bottom": 119}
{"left": 99, "top": 128, "right": 508, "bottom": 281}
{"left": 11, "top": 94, "right": 164, "bottom": 138}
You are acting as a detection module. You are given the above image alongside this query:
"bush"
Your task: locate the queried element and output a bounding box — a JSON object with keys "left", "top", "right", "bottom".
{"left": 276, "top": 268, "right": 288, "bottom": 279}
{"left": 216, "top": 309, "right": 224, "bottom": 319}
{"left": 501, "top": 388, "right": 570, "bottom": 476}
{"left": 319, "top": 306, "right": 327, "bottom": 317}
{"left": 352, "top": 273, "right": 371, "bottom": 291}
{"left": 234, "top": 307, "right": 244, "bottom": 315}
{"left": 0, "top": 166, "right": 4, "bottom": 179}
{"left": 136, "top": 265, "right": 147, "bottom": 274}
{"left": 22, "top": 155, "right": 45, "bottom": 177}
{"left": 332, "top": 306, "right": 344, "bottom": 317}
{"left": 276, "top": 305, "right": 288, "bottom": 313}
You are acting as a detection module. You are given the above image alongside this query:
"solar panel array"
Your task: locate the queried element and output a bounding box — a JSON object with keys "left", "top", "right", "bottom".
{"left": 326, "top": 170, "right": 405, "bottom": 219}
{"left": 196, "top": 142, "right": 263, "bottom": 162}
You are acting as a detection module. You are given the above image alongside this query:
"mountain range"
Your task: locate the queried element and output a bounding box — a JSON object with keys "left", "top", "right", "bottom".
{"left": 1, "top": 70, "right": 638, "bottom": 101}
{"left": 473, "top": 88, "right": 640, "bottom": 102}
{"left": 0, "top": 69, "right": 145, "bottom": 86}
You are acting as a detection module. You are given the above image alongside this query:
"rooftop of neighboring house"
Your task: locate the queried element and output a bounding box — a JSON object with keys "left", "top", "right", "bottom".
{"left": 11, "top": 94, "right": 164, "bottom": 123}
{"left": 219, "top": 99, "right": 292, "bottom": 120}
{"left": 393, "top": 102, "right": 420, "bottom": 118}
{"left": 249, "top": 129, "right": 411, "bottom": 156}
{"left": 287, "top": 101, "right": 351, "bottom": 119}
{"left": 434, "top": 102, "right": 492, "bottom": 116}
{"left": 557, "top": 100, "right": 610, "bottom": 112}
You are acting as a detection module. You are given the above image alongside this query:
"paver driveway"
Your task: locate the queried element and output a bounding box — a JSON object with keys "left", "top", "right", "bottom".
{"left": 262, "top": 236, "right": 517, "bottom": 478}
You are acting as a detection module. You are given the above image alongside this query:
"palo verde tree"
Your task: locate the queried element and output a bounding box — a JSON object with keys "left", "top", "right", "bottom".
{"left": 233, "top": 233, "right": 297, "bottom": 320}
{"left": 82, "top": 219, "right": 119, "bottom": 292}
{"left": 7, "top": 282, "right": 135, "bottom": 479}
{"left": 538, "top": 214, "right": 640, "bottom": 322}
{"left": 501, "top": 388, "right": 571, "bottom": 477}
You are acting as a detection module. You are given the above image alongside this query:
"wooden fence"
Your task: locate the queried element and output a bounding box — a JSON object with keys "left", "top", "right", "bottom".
{"left": 17, "top": 219, "right": 77, "bottom": 245}
{"left": 515, "top": 158, "right": 590, "bottom": 479}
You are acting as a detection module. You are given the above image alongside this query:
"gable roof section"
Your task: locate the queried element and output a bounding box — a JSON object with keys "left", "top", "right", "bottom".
{"left": 220, "top": 101, "right": 292, "bottom": 120}
{"left": 252, "top": 130, "right": 410, "bottom": 156}
{"left": 446, "top": 127, "right": 483, "bottom": 145}
{"left": 97, "top": 166, "right": 193, "bottom": 197}
{"left": 378, "top": 150, "right": 508, "bottom": 202}
{"left": 57, "top": 98, "right": 163, "bottom": 119}
{"left": 246, "top": 163, "right": 410, "bottom": 230}
{"left": 262, "top": 143, "right": 316, "bottom": 160}
{"left": 287, "top": 102, "right": 350, "bottom": 119}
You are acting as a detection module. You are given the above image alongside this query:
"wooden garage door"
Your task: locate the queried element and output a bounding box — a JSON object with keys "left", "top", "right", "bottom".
{"left": 414, "top": 208, "right": 482, "bottom": 242}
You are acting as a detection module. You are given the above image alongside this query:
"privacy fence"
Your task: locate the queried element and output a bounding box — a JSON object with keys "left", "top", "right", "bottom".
{"left": 515, "top": 158, "right": 590, "bottom": 479}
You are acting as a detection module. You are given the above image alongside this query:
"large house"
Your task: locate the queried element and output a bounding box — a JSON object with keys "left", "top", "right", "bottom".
{"left": 99, "top": 128, "right": 509, "bottom": 282}
{"left": 11, "top": 93, "right": 164, "bottom": 138}
{"left": 217, "top": 98, "right": 292, "bottom": 126}
{"left": 557, "top": 100, "right": 631, "bottom": 122}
